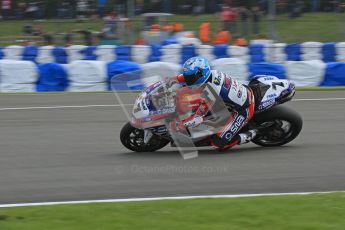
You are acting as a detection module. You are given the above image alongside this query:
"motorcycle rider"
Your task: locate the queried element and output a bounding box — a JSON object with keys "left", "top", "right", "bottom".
{"left": 175, "top": 56, "right": 257, "bottom": 150}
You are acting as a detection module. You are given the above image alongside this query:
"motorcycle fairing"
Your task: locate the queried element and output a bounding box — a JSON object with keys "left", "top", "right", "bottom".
{"left": 249, "top": 76, "right": 295, "bottom": 113}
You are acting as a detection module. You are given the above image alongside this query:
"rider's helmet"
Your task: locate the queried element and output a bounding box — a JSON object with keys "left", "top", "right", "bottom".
{"left": 180, "top": 56, "right": 211, "bottom": 88}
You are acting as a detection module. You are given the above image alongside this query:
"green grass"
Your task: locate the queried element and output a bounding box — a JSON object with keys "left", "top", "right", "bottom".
{"left": 0, "top": 12, "right": 344, "bottom": 45}
{"left": 271, "top": 12, "right": 345, "bottom": 43}
{"left": 0, "top": 19, "right": 103, "bottom": 37}
{"left": 296, "top": 86, "right": 345, "bottom": 91}
{"left": 0, "top": 192, "right": 345, "bottom": 230}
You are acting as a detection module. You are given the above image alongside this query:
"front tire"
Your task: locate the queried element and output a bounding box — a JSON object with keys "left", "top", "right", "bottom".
{"left": 120, "top": 122, "right": 170, "bottom": 152}
{"left": 251, "top": 106, "right": 303, "bottom": 147}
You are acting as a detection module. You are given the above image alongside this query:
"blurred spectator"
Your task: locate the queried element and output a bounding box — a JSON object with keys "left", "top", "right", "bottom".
{"left": 64, "top": 33, "right": 73, "bottom": 47}
{"left": 150, "top": 23, "right": 160, "bottom": 32}
{"left": 149, "top": 0, "right": 161, "bottom": 12}
{"left": 252, "top": 6, "right": 261, "bottom": 35}
{"left": 76, "top": 0, "right": 89, "bottom": 20}
{"left": 135, "top": 2, "right": 144, "bottom": 15}
{"left": 97, "top": 0, "right": 107, "bottom": 18}
{"left": 179, "top": 4, "right": 192, "bottom": 14}
{"left": 259, "top": 0, "right": 268, "bottom": 14}
{"left": 199, "top": 22, "right": 211, "bottom": 43}
{"left": 161, "top": 0, "right": 171, "bottom": 13}
{"left": 116, "top": 3, "right": 125, "bottom": 16}
{"left": 58, "top": 1, "right": 72, "bottom": 19}
{"left": 22, "top": 23, "right": 34, "bottom": 35}
{"left": 144, "top": 16, "right": 154, "bottom": 30}
{"left": 221, "top": 6, "right": 237, "bottom": 35}
{"left": 36, "top": 1, "right": 45, "bottom": 19}
{"left": 1, "top": 0, "right": 12, "bottom": 20}
{"left": 311, "top": 0, "right": 320, "bottom": 12}
{"left": 339, "top": 1, "right": 345, "bottom": 12}
{"left": 102, "top": 10, "right": 118, "bottom": 39}
{"left": 25, "top": 2, "right": 39, "bottom": 19}
{"left": 15, "top": 2, "right": 26, "bottom": 19}
{"left": 333, "top": 0, "right": 344, "bottom": 13}
{"left": 162, "top": 22, "right": 174, "bottom": 34}
{"left": 84, "top": 31, "right": 95, "bottom": 46}
{"left": 42, "top": 34, "right": 54, "bottom": 46}
{"left": 33, "top": 23, "right": 44, "bottom": 36}
{"left": 213, "top": 27, "right": 231, "bottom": 44}
{"left": 135, "top": 36, "right": 145, "bottom": 45}
{"left": 277, "top": 0, "right": 288, "bottom": 14}
{"left": 233, "top": 36, "right": 248, "bottom": 46}
{"left": 76, "top": 30, "right": 95, "bottom": 46}
{"left": 193, "top": 0, "right": 204, "bottom": 15}
{"left": 239, "top": 6, "right": 250, "bottom": 36}
{"left": 123, "top": 18, "right": 134, "bottom": 44}
{"left": 204, "top": 0, "right": 220, "bottom": 13}
{"left": 22, "top": 22, "right": 44, "bottom": 36}
{"left": 173, "top": 22, "right": 184, "bottom": 32}
{"left": 289, "top": 0, "right": 304, "bottom": 18}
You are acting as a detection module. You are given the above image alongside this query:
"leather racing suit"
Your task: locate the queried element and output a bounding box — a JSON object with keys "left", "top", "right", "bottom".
{"left": 176, "top": 70, "right": 255, "bottom": 149}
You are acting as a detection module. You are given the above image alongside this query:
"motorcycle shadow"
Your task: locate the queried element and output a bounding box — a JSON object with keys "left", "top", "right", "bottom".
{"left": 119, "top": 145, "right": 302, "bottom": 158}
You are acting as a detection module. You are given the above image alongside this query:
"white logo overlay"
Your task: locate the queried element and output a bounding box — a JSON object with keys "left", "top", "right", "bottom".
{"left": 110, "top": 68, "right": 233, "bottom": 160}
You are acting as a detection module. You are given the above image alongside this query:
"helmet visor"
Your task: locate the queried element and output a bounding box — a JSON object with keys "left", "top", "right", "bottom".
{"left": 183, "top": 69, "right": 203, "bottom": 86}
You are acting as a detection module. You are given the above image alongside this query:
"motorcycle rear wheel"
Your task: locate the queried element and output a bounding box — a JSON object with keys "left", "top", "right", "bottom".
{"left": 120, "top": 122, "right": 170, "bottom": 152}
{"left": 251, "top": 106, "right": 303, "bottom": 147}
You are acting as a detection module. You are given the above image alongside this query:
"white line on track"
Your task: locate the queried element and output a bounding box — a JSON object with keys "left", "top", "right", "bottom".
{"left": 0, "top": 98, "right": 344, "bottom": 111}
{"left": 0, "top": 191, "right": 343, "bottom": 208}
{"left": 293, "top": 98, "right": 345, "bottom": 101}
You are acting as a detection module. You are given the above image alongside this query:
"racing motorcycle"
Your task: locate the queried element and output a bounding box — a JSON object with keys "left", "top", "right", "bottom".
{"left": 120, "top": 76, "right": 303, "bottom": 152}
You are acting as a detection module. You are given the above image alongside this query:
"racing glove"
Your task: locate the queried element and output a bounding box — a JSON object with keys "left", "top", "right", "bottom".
{"left": 169, "top": 99, "right": 209, "bottom": 131}
{"left": 179, "top": 99, "right": 209, "bottom": 129}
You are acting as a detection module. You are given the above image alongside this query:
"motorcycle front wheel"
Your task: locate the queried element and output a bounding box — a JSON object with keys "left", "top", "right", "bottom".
{"left": 120, "top": 122, "right": 170, "bottom": 152}
{"left": 251, "top": 106, "right": 303, "bottom": 147}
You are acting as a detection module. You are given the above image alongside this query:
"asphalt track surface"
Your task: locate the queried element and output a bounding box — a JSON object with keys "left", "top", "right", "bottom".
{"left": 0, "top": 91, "right": 345, "bottom": 204}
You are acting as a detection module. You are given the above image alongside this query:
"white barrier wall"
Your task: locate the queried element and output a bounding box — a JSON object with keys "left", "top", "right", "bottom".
{"left": 336, "top": 42, "right": 345, "bottom": 62}
{"left": 0, "top": 59, "right": 343, "bottom": 93}
{"left": 301, "top": 42, "right": 323, "bottom": 61}
{"left": 177, "top": 37, "right": 201, "bottom": 46}
{"left": 3, "top": 46, "right": 24, "bottom": 60}
{"left": 131, "top": 45, "right": 151, "bottom": 64}
{"left": 197, "top": 45, "right": 215, "bottom": 62}
{"left": 227, "top": 46, "right": 250, "bottom": 63}
{"left": 66, "top": 60, "right": 108, "bottom": 92}
{"left": 37, "top": 46, "right": 55, "bottom": 64}
{"left": 251, "top": 39, "right": 274, "bottom": 62}
{"left": 0, "top": 42, "right": 343, "bottom": 65}
{"left": 211, "top": 58, "right": 249, "bottom": 82}
{"left": 94, "top": 45, "right": 116, "bottom": 62}
{"left": 0, "top": 60, "right": 38, "bottom": 92}
{"left": 285, "top": 60, "right": 326, "bottom": 86}
{"left": 66, "top": 45, "right": 87, "bottom": 63}
{"left": 269, "top": 43, "right": 287, "bottom": 63}
{"left": 141, "top": 62, "right": 181, "bottom": 86}
{"left": 160, "top": 44, "right": 182, "bottom": 64}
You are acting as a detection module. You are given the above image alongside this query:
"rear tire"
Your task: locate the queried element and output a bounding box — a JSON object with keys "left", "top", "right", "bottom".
{"left": 251, "top": 106, "right": 303, "bottom": 147}
{"left": 120, "top": 122, "right": 170, "bottom": 152}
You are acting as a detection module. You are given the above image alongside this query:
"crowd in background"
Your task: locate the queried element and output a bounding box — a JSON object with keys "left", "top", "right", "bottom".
{"left": 1, "top": 0, "right": 345, "bottom": 20}
{"left": 1, "top": 0, "right": 45, "bottom": 19}
{"left": 1, "top": 0, "right": 345, "bottom": 47}
{"left": 0, "top": 0, "right": 124, "bottom": 20}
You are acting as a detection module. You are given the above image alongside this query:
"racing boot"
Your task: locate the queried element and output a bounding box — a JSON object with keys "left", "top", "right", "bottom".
{"left": 211, "top": 129, "right": 257, "bottom": 151}
{"left": 238, "top": 129, "right": 258, "bottom": 145}
{"left": 211, "top": 135, "right": 239, "bottom": 152}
